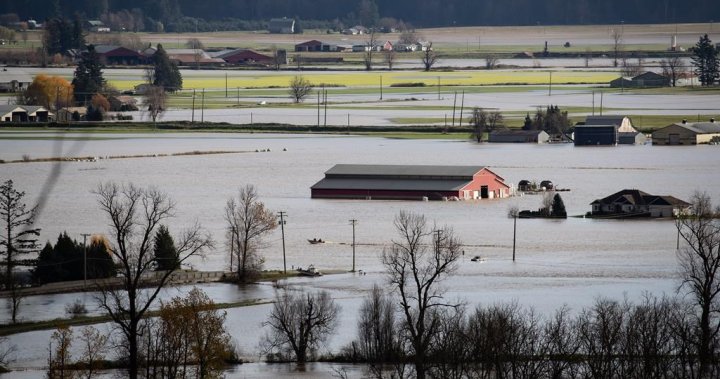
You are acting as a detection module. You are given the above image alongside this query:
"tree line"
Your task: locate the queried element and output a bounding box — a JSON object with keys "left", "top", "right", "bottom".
{"left": 3, "top": 0, "right": 720, "bottom": 32}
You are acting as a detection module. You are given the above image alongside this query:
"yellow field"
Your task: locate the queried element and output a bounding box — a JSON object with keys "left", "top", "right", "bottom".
{"left": 109, "top": 70, "right": 618, "bottom": 90}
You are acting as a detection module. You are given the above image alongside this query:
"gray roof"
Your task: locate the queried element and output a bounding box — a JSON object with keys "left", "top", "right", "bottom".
{"left": 324, "top": 164, "right": 487, "bottom": 179}
{"left": 311, "top": 178, "right": 471, "bottom": 191}
{"left": 21, "top": 106, "right": 50, "bottom": 114}
{"left": 585, "top": 116, "right": 628, "bottom": 126}
{"left": 93, "top": 45, "right": 121, "bottom": 54}
{"left": 0, "top": 105, "right": 25, "bottom": 114}
{"left": 675, "top": 122, "right": 720, "bottom": 134}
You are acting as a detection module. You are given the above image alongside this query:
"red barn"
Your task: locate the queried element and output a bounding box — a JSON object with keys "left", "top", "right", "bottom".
{"left": 311, "top": 164, "right": 510, "bottom": 201}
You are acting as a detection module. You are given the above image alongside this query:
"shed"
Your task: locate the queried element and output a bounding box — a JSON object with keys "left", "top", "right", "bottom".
{"left": 610, "top": 77, "right": 633, "bottom": 88}
{"left": 573, "top": 125, "right": 618, "bottom": 146}
{"left": 652, "top": 120, "right": 720, "bottom": 145}
{"left": 57, "top": 107, "right": 88, "bottom": 122}
{"left": 488, "top": 130, "right": 549, "bottom": 143}
{"left": 268, "top": 18, "right": 295, "bottom": 34}
{"left": 311, "top": 164, "right": 510, "bottom": 201}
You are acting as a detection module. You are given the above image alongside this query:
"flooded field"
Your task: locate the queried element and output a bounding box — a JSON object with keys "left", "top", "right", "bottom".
{"left": 1, "top": 133, "right": 718, "bottom": 375}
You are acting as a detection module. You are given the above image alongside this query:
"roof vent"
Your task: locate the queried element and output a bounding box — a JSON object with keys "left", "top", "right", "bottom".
{"left": 682, "top": 119, "right": 687, "bottom": 124}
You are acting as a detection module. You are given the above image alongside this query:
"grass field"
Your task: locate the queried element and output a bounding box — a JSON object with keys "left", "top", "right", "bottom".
{"left": 108, "top": 70, "right": 618, "bottom": 91}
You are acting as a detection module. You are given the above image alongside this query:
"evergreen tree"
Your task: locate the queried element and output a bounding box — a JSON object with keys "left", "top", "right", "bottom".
{"left": 1, "top": 180, "right": 40, "bottom": 289}
{"left": 154, "top": 225, "right": 179, "bottom": 271}
{"left": 85, "top": 236, "right": 116, "bottom": 279}
{"left": 33, "top": 242, "right": 57, "bottom": 284}
{"left": 551, "top": 193, "right": 567, "bottom": 217}
{"left": 72, "top": 44, "right": 105, "bottom": 104}
{"left": 522, "top": 113, "right": 533, "bottom": 130}
{"left": 151, "top": 44, "right": 182, "bottom": 92}
{"left": 691, "top": 34, "right": 720, "bottom": 86}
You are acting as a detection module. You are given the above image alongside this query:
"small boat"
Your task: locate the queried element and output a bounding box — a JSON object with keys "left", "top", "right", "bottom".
{"left": 308, "top": 238, "right": 325, "bottom": 244}
{"left": 297, "top": 265, "right": 323, "bottom": 277}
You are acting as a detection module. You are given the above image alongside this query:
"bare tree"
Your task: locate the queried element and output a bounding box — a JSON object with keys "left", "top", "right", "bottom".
{"left": 384, "top": 48, "right": 396, "bottom": 71}
{"left": 363, "top": 29, "right": 377, "bottom": 71}
{"left": 398, "top": 30, "right": 420, "bottom": 45}
{"left": 141, "top": 85, "right": 166, "bottom": 124}
{"left": 0, "top": 336, "right": 16, "bottom": 372}
{"left": 470, "top": 107, "right": 488, "bottom": 143}
{"left": 421, "top": 42, "right": 438, "bottom": 71}
{"left": 47, "top": 325, "right": 76, "bottom": 379}
{"left": 8, "top": 275, "right": 23, "bottom": 324}
{"left": 1, "top": 179, "right": 40, "bottom": 290}
{"left": 288, "top": 76, "right": 312, "bottom": 103}
{"left": 355, "top": 284, "right": 401, "bottom": 364}
{"left": 661, "top": 56, "right": 685, "bottom": 87}
{"left": 271, "top": 45, "right": 286, "bottom": 71}
{"left": 94, "top": 182, "right": 213, "bottom": 379}
{"left": 484, "top": 55, "right": 499, "bottom": 70}
{"left": 224, "top": 184, "right": 277, "bottom": 282}
{"left": 78, "top": 326, "right": 108, "bottom": 379}
{"left": 262, "top": 290, "right": 340, "bottom": 363}
{"left": 381, "top": 211, "right": 462, "bottom": 379}
{"left": 612, "top": 29, "right": 623, "bottom": 68}
{"left": 185, "top": 38, "right": 204, "bottom": 50}
{"left": 676, "top": 192, "right": 720, "bottom": 374}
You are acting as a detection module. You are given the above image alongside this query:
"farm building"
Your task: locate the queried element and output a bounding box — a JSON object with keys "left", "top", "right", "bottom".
{"left": 488, "top": 130, "right": 549, "bottom": 143}
{"left": 211, "top": 49, "right": 274, "bottom": 64}
{"left": 590, "top": 189, "right": 690, "bottom": 218}
{"left": 610, "top": 72, "right": 670, "bottom": 88}
{"left": 584, "top": 115, "right": 646, "bottom": 145}
{"left": 311, "top": 164, "right": 511, "bottom": 201}
{"left": 0, "top": 70, "right": 32, "bottom": 93}
{"left": 0, "top": 105, "right": 52, "bottom": 122}
{"left": 573, "top": 125, "right": 618, "bottom": 146}
{"left": 295, "top": 40, "right": 325, "bottom": 52}
{"left": 652, "top": 120, "right": 720, "bottom": 145}
{"left": 93, "top": 45, "right": 146, "bottom": 65}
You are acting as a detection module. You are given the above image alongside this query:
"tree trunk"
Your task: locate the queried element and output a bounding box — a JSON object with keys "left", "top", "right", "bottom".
{"left": 128, "top": 320, "right": 139, "bottom": 379}
{"left": 699, "top": 302, "right": 713, "bottom": 375}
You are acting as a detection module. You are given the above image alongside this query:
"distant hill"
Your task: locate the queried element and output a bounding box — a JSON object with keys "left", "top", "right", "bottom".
{"left": 2, "top": 0, "right": 718, "bottom": 31}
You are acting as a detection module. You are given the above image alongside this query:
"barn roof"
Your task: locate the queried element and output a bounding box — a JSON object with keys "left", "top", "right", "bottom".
{"left": 311, "top": 178, "right": 472, "bottom": 191}
{"left": 585, "top": 116, "right": 628, "bottom": 126}
{"left": 324, "top": 164, "right": 487, "bottom": 178}
{"left": 590, "top": 189, "right": 689, "bottom": 207}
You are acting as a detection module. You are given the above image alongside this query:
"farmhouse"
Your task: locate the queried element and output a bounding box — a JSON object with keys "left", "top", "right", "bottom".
{"left": 590, "top": 189, "right": 690, "bottom": 218}
{"left": 311, "top": 164, "right": 511, "bottom": 201}
{"left": 652, "top": 120, "right": 720, "bottom": 145}
{"left": 488, "top": 130, "right": 549, "bottom": 143}
{"left": 0, "top": 70, "right": 32, "bottom": 93}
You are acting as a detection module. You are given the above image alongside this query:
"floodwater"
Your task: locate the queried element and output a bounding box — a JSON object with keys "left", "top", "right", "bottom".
{"left": 1, "top": 133, "right": 719, "bottom": 375}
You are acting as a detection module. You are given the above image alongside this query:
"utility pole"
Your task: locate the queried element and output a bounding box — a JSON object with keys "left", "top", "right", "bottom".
{"left": 380, "top": 75, "right": 383, "bottom": 100}
{"left": 201, "top": 89, "right": 205, "bottom": 123}
{"left": 324, "top": 89, "right": 328, "bottom": 127}
{"left": 191, "top": 89, "right": 196, "bottom": 123}
{"left": 225, "top": 73, "right": 228, "bottom": 98}
{"left": 592, "top": 91, "right": 595, "bottom": 115}
{"left": 548, "top": 71, "right": 553, "bottom": 96}
{"left": 459, "top": 90, "right": 465, "bottom": 127}
{"left": 278, "top": 211, "right": 287, "bottom": 274}
{"left": 437, "top": 76, "right": 441, "bottom": 100}
{"left": 349, "top": 219, "right": 357, "bottom": 272}
{"left": 81, "top": 233, "right": 91, "bottom": 289}
{"left": 451, "top": 91, "right": 457, "bottom": 127}
{"left": 317, "top": 90, "right": 321, "bottom": 127}
{"left": 512, "top": 215, "right": 517, "bottom": 262}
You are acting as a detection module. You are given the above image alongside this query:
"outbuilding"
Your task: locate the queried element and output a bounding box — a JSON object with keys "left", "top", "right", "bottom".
{"left": 311, "top": 164, "right": 511, "bottom": 201}
{"left": 573, "top": 124, "right": 618, "bottom": 146}
{"left": 584, "top": 115, "right": 646, "bottom": 145}
{"left": 652, "top": 120, "right": 720, "bottom": 145}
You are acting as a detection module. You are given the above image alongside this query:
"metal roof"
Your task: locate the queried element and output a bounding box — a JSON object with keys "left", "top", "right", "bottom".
{"left": 311, "top": 178, "right": 470, "bottom": 192}
{"left": 324, "top": 164, "right": 486, "bottom": 178}
{"left": 674, "top": 122, "right": 720, "bottom": 134}
{"left": 585, "top": 116, "right": 627, "bottom": 126}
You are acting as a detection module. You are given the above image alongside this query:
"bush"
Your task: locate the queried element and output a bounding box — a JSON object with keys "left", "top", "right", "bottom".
{"left": 65, "top": 299, "right": 88, "bottom": 318}
{"left": 390, "top": 82, "right": 426, "bottom": 87}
